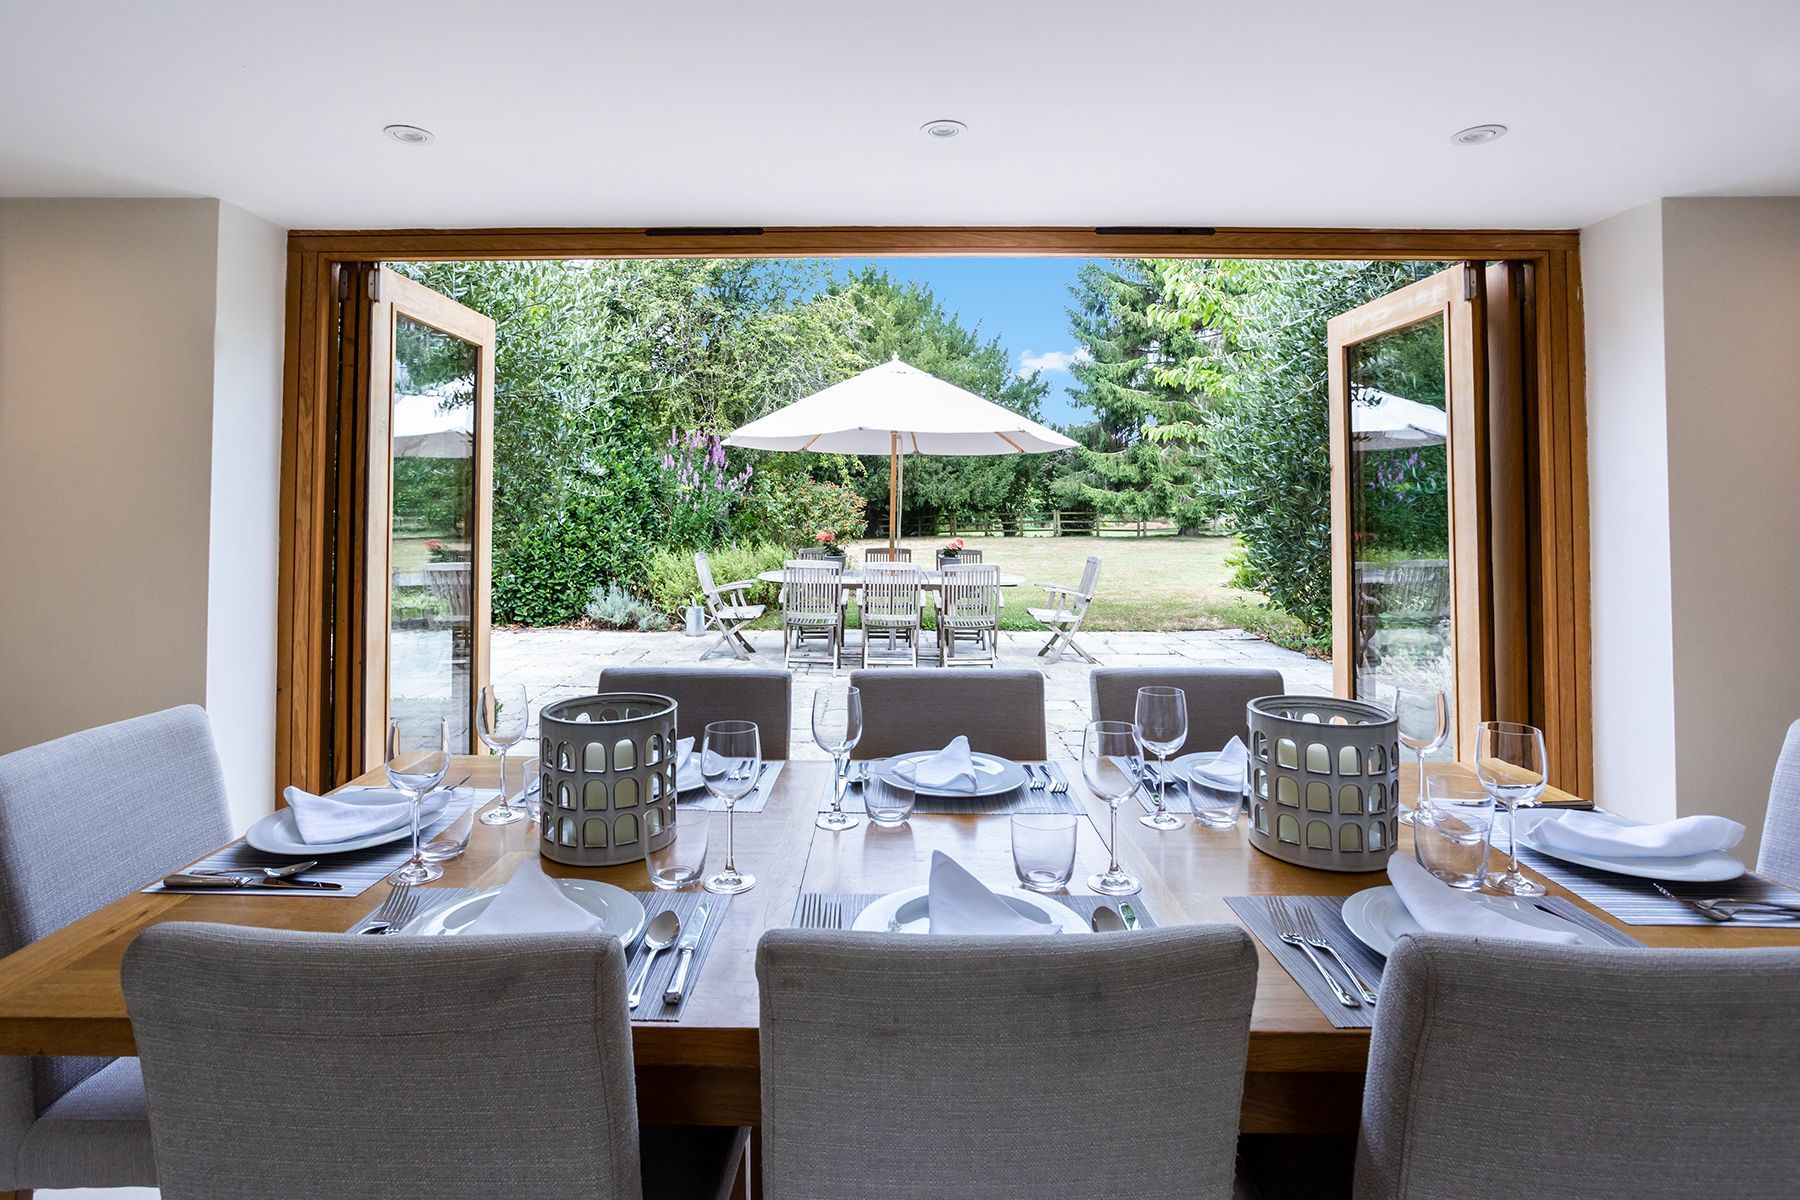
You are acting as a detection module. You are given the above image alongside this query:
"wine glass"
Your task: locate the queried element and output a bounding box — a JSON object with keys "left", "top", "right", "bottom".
{"left": 702, "top": 721, "right": 759, "bottom": 895}
{"left": 1083, "top": 720, "right": 1142, "bottom": 896}
{"left": 385, "top": 717, "right": 449, "bottom": 886}
{"left": 812, "top": 687, "right": 862, "bottom": 832}
{"left": 1475, "top": 721, "right": 1549, "bottom": 897}
{"left": 1395, "top": 688, "right": 1449, "bottom": 826}
{"left": 477, "top": 684, "right": 529, "bottom": 826}
{"left": 1134, "top": 686, "right": 1187, "bottom": 831}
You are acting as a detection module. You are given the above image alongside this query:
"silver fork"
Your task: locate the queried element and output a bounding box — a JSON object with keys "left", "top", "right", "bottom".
{"left": 1294, "top": 903, "right": 1378, "bottom": 1005}
{"left": 360, "top": 887, "right": 422, "bottom": 935}
{"left": 1025, "top": 764, "right": 1047, "bottom": 791}
{"left": 1047, "top": 763, "right": 1069, "bottom": 794}
{"left": 1269, "top": 895, "right": 1359, "bottom": 1008}
{"left": 1652, "top": 882, "right": 1800, "bottom": 921}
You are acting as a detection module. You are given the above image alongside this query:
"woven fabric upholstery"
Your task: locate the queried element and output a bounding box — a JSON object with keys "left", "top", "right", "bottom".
{"left": 1757, "top": 719, "right": 1800, "bottom": 884}
{"left": 847, "top": 669, "right": 1046, "bottom": 760}
{"left": 0, "top": 704, "right": 231, "bottom": 1187}
{"left": 1356, "top": 934, "right": 1800, "bottom": 1200}
{"left": 599, "top": 667, "right": 793, "bottom": 759}
{"left": 13, "top": 1057, "right": 154, "bottom": 1187}
{"left": 123, "top": 924, "right": 648, "bottom": 1200}
{"left": 1089, "top": 667, "right": 1283, "bottom": 755}
{"left": 758, "top": 926, "right": 1258, "bottom": 1200}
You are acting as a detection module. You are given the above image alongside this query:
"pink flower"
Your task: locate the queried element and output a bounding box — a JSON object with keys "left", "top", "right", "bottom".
{"left": 426, "top": 538, "right": 443, "bottom": 551}
{"left": 947, "top": 537, "right": 965, "bottom": 550}
{"left": 815, "top": 530, "right": 835, "bottom": 544}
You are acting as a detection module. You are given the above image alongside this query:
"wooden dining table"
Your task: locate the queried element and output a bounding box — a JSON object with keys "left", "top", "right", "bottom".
{"left": 0, "top": 758, "right": 1794, "bottom": 1136}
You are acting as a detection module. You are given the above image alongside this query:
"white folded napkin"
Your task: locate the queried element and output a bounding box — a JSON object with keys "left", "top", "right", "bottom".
{"left": 1189, "top": 737, "right": 1249, "bottom": 791}
{"left": 1387, "top": 855, "right": 1577, "bottom": 944}
{"left": 283, "top": 786, "right": 419, "bottom": 845}
{"left": 927, "top": 851, "right": 1053, "bottom": 935}
{"left": 915, "top": 736, "right": 978, "bottom": 792}
{"left": 675, "top": 738, "right": 704, "bottom": 790}
{"left": 466, "top": 865, "right": 602, "bottom": 936}
{"left": 1521, "top": 810, "right": 1745, "bottom": 860}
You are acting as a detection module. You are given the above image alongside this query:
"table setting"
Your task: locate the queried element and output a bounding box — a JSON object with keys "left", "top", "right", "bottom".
{"left": 669, "top": 735, "right": 785, "bottom": 812}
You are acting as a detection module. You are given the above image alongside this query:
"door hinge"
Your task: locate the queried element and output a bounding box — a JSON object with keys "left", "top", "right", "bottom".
{"left": 367, "top": 269, "right": 383, "bottom": 303}
{"left": 1463, "top": 261, "right": 1480, "bottom": 302}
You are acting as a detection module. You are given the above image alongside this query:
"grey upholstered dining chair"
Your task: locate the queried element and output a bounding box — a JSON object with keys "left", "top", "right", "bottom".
{"left": 847, "top": 668, "right": 1047, "bottom": 760}
{"left": 123, "top": 924, "right": 747, "bottom": 1200}
{"left": 1757, "top": 718, "right": 1800, "bottom": 885}
{"left": 1355, "top": 934, "right": 1800, "bottom": 1200}
{"left": 0, "top": 704, "right": 233, "bottom": 1193}
{"left": 758, "top": 926, "right": 1258, "bottom": 1200}
{"left": 1090, "top": 667, "right": 1284, "bottom": 755}
{"left": 599, "top": 665, "right": 793, "bottom": 759}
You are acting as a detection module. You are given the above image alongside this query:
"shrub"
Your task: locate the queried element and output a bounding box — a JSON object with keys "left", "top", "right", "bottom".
{"left": 493, "top": 477, "right": 658, "bottom": 626}
{"left": 641, "top": 542, "right": 788, "bottom": 617}
{"left": 585, "top": 582, "right": 669, "bottom": 631}
{"left": 733, "top": 475, "right": 868, "bottom": 548}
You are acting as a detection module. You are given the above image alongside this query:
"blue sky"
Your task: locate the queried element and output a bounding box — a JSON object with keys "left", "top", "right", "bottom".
{"left": 830, "top": 257, "right": 1102, "bottom": 426}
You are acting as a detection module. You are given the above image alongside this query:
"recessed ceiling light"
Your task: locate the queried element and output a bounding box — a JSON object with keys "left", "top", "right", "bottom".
{"left": 383, "top": 124, "right": 435, "bottom": 146}
{"left": 1450, "top": 123, "right": 1507, "bottom": 146}
{"left": 920, "top": 119, "right": 967, "bottom": 140}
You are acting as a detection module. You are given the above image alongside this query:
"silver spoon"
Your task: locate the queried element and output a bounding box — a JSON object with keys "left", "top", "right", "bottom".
{"left": 629, "top": 910, "right": 682, "bottom": 1010}
{"left": 1091, "top": 905, "right": 1126, "bottom": 933}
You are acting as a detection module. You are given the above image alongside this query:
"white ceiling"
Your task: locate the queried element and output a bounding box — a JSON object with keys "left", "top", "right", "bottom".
{"left": 3, "top": 0, "right": 1799, "bottom": 231}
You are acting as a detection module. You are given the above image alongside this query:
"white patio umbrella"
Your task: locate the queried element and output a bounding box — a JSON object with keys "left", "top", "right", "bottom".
{"left": 1350, "top": 385, "right": 1448, "bottom": 451}
{"left": 725, "top": 357, "right": 1078, "bottom": 553}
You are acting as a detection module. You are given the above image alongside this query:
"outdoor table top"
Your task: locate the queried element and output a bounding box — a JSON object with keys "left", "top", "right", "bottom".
{"left": 755, "top": 568, "right": 1028, "bottom": 587}
{"left": 0, "top": 758, "right": 1791, "bottom": 1133}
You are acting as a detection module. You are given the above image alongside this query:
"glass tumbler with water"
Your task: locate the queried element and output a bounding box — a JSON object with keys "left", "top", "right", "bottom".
{"left": 864, "top": 761, "right": 916, "bottom": 827}
{"left": 648, "top": 805, "right": 709, "bottom": 890}
{"left": 1011, "top": 814, "right": 1078, "bottom": 892}
{"left": 1414, "top": 774, "right": 1496, "bottom": 889}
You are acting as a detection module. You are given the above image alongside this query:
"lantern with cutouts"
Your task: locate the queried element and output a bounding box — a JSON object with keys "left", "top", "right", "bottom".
{"left": 1245, "top": 695, "right": 1399, "bottom": 872}
{"left": 538, "top": 694, "right": 678, "bottom": 867}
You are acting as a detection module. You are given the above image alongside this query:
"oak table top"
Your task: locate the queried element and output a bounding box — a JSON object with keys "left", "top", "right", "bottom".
{"left": 0, "top": 758, "right": 1792, "bottom": 1131}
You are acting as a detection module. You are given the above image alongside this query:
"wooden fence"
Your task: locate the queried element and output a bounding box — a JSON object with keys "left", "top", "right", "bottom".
{"left": 877, "top": 511, "right": 1171, "bottom": 539}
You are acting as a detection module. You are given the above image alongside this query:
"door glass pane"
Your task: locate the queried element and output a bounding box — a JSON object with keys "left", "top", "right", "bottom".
{"left": 1348, "top": 313, "right": 1453, "bottom": 756}
{"left": 388, "top": 316, "right": 477, "bottom": 750}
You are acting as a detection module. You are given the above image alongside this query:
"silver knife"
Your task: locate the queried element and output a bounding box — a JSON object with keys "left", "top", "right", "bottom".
{"left": 1120, "top": 902, "right": 1142, "bottom": 930}
{"left": 661, "top": 902, "right": 711, "bottom": 1005}
{"left": 161, "top": 872, "right": 343, "bottom": 891}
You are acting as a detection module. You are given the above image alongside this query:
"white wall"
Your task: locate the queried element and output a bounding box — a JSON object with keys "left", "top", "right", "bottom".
{"left": 1583, "top": 196, "right": 1800, "bottom": 862}
{"left": 0, "top": 198, "right": 285, "bottom": 831}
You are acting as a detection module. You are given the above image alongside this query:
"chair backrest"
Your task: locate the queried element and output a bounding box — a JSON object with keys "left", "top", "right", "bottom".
{"left": 1356, "top": 934, "right": 1800, "bottom": 1200}
{"left": 939, "top": 563, "right": 1000, "bottom": 627}
{"left": 758, "top": 927, "right": 1257, "bottom": 1200}
{"left": 694, "top": 551, "right": 722, "bottom": 605}
{"left": 598, "top": 667, "right": 792, "bottom": 759}
{"left": 794, "top": 547, "right": 845, "bottom": 566}
{"left": 848, "top": 669, "right": 1046, "bottom": 760}
{"left": 0, "top": 705, "right": 232, "bottom": 1119}
{"left": 782, "top": 561, "right": 842, "bottom": 625}
{"left": 1075, "top": 553, "right": 1102, "bottom": 600}
{"left": 1089, "top": 667, "right": 1284, "bottom": 756}
{"left": 1758, "top": 718, "right": 1800, "bottom": 884}
{"left": 936, "top": 548, "right": 984, "bottom": 568}
{"left": 863, "top": 547, "right": 912, "bottom": 563}
{"left": 859, "top": 562, "right": 922, "bottom": 625}
{"left": 123, "top": 924, "right": 644, "bottom": 1200}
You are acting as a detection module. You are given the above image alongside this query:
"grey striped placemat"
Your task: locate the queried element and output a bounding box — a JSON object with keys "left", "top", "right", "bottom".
{"left": 1225, "top": 893, "right": 1641, "bottom": 1028}
{"left": 676, "top": 762, "right": 783, "bottom": 812}
{"left": 346, "top": 884, "right": 729, "bottom": 1022}
{"left": 792, "top": 891, "right": 1159, "bottom": 930}
{"left": 1512, "top": 847, "right": 1800, "bottom": 926}
{"left": 831, "top": 763, "right": 1087, "bottom": 816}
{"left": 148, "top": 796, "right": 481, "bottom": 897}
{"left": 1132, "top": 779, "right": 1246, "bottom": 816}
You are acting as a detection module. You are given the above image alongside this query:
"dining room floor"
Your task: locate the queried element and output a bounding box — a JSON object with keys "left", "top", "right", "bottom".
{"left": 494, "top": 626, "right": 1331, "bottom": 762}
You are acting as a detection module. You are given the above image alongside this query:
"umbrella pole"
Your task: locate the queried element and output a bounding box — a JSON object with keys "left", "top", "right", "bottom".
{"left": 888, "top": 433, "right": 899, "bottom": 556}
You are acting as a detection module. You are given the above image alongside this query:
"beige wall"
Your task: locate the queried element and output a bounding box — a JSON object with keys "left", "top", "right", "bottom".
{"left": 1583, "top": 196, "right": 1800, "bottom": 863}
{"left": 0, "top": 198, "right": 285, "bottom": 830}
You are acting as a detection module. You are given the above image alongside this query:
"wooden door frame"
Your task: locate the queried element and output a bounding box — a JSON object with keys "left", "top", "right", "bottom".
{"left": 277, "top": 227, "right": 1591, "bottom": 796}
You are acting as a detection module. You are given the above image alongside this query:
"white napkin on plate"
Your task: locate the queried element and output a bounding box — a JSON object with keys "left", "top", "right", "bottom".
{"left": 1388, "top": 854, "right": 1577, "bottom": 945}
{"left": 282, "top": 786, "right": 420, "bottom": 845}
{"left": 1522, "top": 810, "right": 1745, "bottom": 859}
{"left": 1189, "top": 737, "right": 1249, "bottom": 791}
{"left": 927, "top": 851, "right": 1053, "bottom": 935}
{"left": 915, "top": 736, "right": 978, "bottom": 792}
{"left": 466, "top": 865, "right": 602, "bottom": 936}
{"left": 675, "top": 737, "right": 704, "bottom": 791}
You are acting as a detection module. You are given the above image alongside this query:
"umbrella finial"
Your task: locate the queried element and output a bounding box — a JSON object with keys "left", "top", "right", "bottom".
{"left": 891, "top": 352, "right": 900, "bottom": 363}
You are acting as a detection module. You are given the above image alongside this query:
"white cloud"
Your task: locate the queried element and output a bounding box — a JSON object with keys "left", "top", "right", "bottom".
{"left": 1017, "top": 347, "right": 1091, "bottom": 377}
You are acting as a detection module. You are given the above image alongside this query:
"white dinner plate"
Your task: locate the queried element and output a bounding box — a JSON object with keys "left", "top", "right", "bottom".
{"left": 1514, "top": 809, "right": 1746, "bottom": 883}
{"left": 872, "top": 752, "right": 1030, "bottom": 798}
{"left": 1170, "top": 750, "right": 1248, "bottom": 796}
{"left": 851, "top": 884, "right": 1090, "bottom": 935}
{"left": 399, "top": 878, "right": 647, "bottom": 943}
{"left": 244, "top": 788, "right": 453, "bottom": 856}
{"left": 1341, "top": 884, "right": 1617, "bottom": 957}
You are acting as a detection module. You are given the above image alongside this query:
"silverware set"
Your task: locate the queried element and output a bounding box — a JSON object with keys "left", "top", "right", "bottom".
{"left": 1652, "top": 882, "right": 1800, "bottom": 922}
{"left": 359, "top": 886, "right": 423, "bottom": 935}
{"left": 1025, "top": 763, "right": 1069, "bottom": 793}
{"left": 1269, "top": 895, "right": 1377, "bottom": 1008}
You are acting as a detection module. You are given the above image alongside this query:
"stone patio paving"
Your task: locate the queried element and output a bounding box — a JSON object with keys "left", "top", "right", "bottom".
{"left": 495, "top": 627, "right": 1330, "bottom": 762}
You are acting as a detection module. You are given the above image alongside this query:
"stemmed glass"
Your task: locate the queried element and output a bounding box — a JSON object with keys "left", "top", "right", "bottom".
{"left": 386, "top": 717, "right": 449, "bottom": 886}
{"left": 702, "top": 721, "right": 759, "bottom": 895}
{"left": 1083, "top": 720, "right": 1142, "bottom": 896}
{"left": 1395, "top": 688, "right": 1449, "bottom": 826}
{"left": 1135, "top": 686, "right": 1187, "bottom": 831}
{"left": 812, "top": 687, "right": 862, "bottom": 832}
{"left": 1476, "top": 721, "right": 1549, "bottom": 897}
{"left": 476, "top": 683, "right": 530, "bottom": 826}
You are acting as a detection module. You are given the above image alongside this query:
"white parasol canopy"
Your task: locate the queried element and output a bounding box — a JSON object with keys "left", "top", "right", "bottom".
{"left": 1350, "top": 385, "right": 1448, "bottom": 451}
{"left": 726, "top": 358, "right": 1078, "bottom": 551}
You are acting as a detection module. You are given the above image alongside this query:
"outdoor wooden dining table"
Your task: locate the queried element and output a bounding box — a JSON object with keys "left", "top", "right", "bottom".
{"left": 754, "top": 568, "right": 1027, "bottom": 590}
{"left": 0, "top": 758, "right": 1795, "bottom": 1135}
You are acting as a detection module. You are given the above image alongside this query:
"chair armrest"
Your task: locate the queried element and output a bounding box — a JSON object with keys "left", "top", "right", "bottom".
{"left": 718, "top": 578, "right": 761, "bottom": 593}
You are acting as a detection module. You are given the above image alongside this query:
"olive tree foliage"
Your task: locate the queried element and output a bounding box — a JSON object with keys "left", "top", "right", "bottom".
{"left": 1149, "top": 258, "right": 1442, "bottom": 637}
